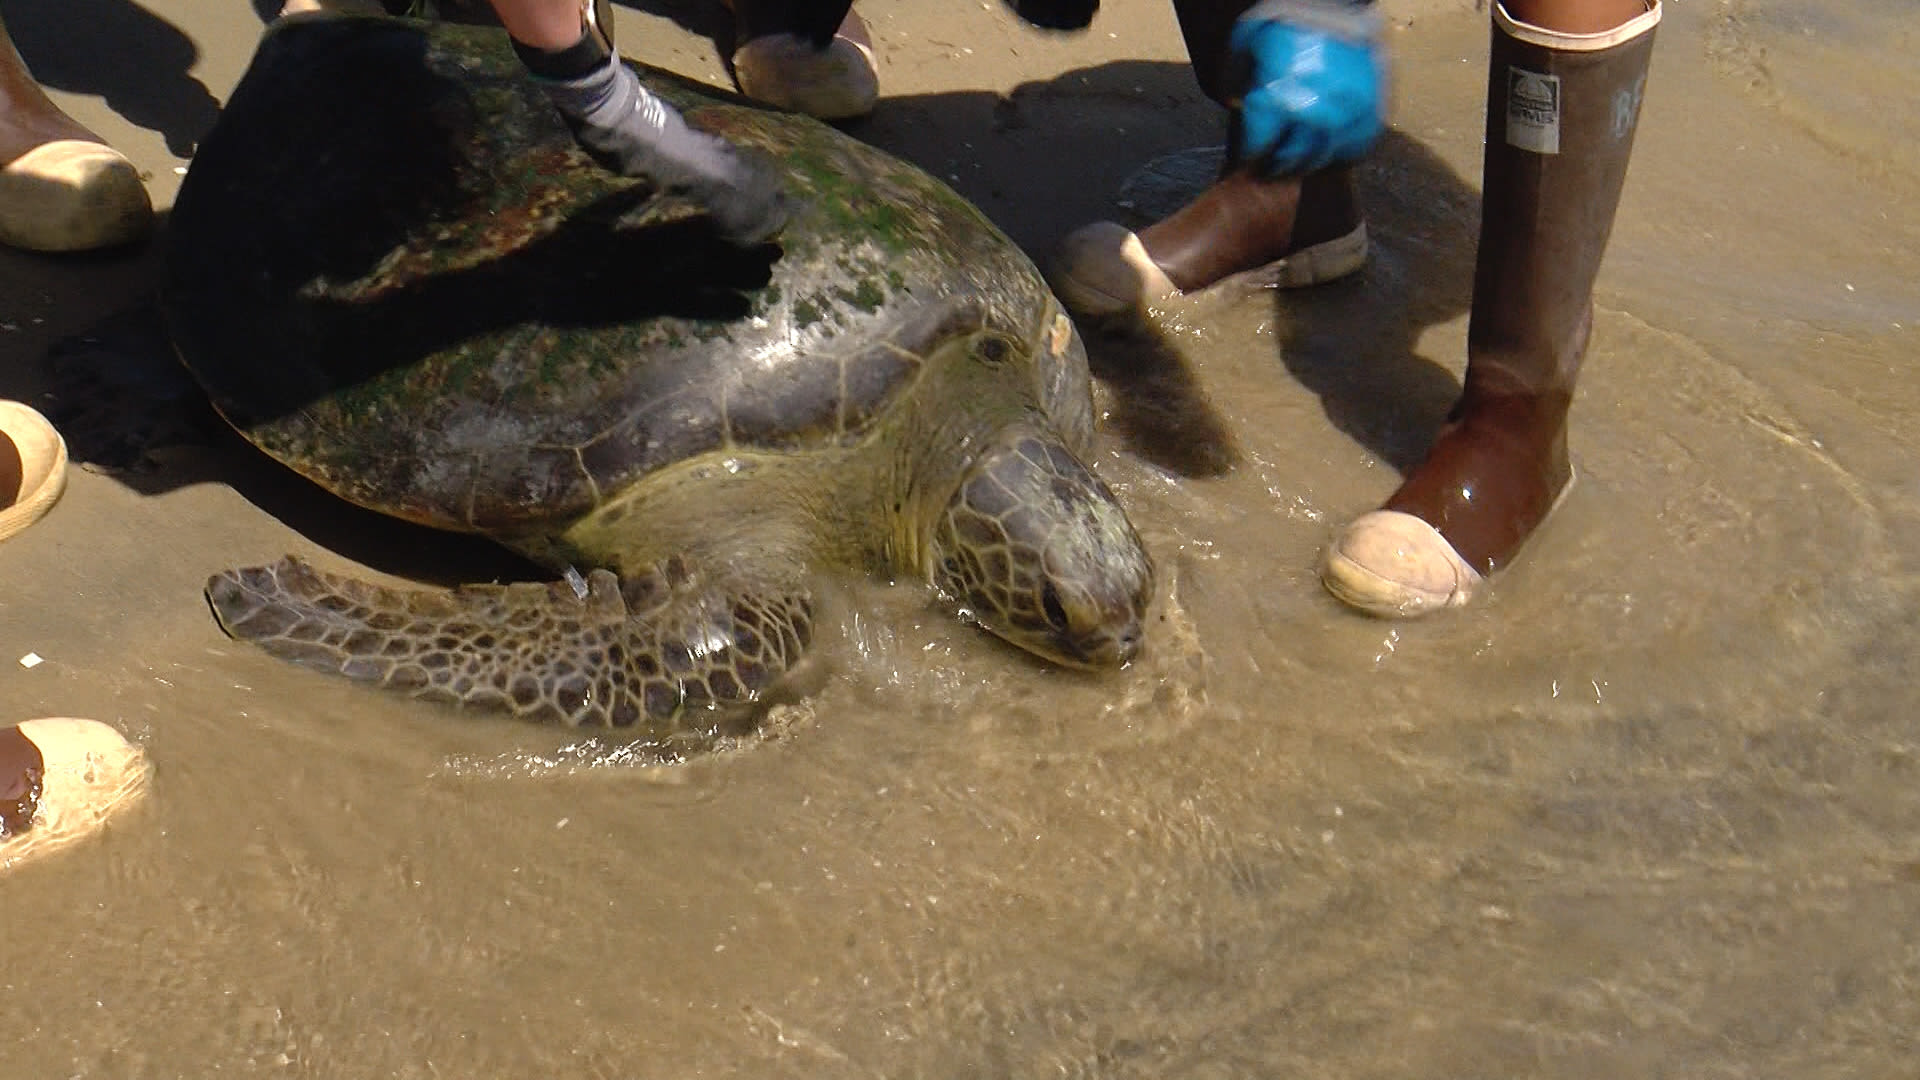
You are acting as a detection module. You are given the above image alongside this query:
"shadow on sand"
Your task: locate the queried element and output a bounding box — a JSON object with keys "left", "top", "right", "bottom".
{"left": 1, "top": 0, "right": 222, "bottom": 156}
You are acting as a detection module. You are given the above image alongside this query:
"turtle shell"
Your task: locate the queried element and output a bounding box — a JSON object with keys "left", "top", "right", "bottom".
{"left": 165, "top": 17, "right": 1088, "bottom": 534}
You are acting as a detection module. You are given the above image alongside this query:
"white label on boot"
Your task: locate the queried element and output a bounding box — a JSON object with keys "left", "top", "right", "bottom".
{"left": 1505, "top": 67, "right": 1561, "bottom": 154}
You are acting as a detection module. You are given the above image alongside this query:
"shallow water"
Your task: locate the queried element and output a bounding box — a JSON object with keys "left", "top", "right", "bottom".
{"left": 3, "top": 1, "right": 1919, "bottom": 1076}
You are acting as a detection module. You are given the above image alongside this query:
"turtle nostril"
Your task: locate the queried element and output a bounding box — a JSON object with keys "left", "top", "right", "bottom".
{"left": 1041, "top": 583, "right": 1069, "bottom": 633}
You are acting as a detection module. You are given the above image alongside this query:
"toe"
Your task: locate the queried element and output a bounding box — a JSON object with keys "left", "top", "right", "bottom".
{"left": 0, "top": 141, "right": 153, "bottom": 253}
{"left": 2, "top": 718, "right": 150, "bottom": 872}
{"left": 1048, "top": 222, "right": 1179, "bottom": 318}
{"left": 1321, "top": 510, "right": 1482, "bottom": 619}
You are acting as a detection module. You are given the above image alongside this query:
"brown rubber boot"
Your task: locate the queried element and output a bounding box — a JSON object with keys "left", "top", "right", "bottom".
{"left": 725, "top": 0, "right": 877, "bottom": 121}
{"left": 1050, "top": 0, "right": 1366, "bottom": 318}
{"left": 0, "top": 13, "right": 152, "bottom": 252}
{"left": 1322, "top": 0, "right": 1660, "bottom": 617}
{"left": 1051, "top": 163, "right": 1367, "bottom": 318}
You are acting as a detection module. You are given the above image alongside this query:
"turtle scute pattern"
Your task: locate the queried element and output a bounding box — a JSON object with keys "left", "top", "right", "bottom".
{"left": 170, "top": 17, "right": 1059, "bottom": 538}
{"left": 207, "top": 557, "right": 810, "bottom": 731}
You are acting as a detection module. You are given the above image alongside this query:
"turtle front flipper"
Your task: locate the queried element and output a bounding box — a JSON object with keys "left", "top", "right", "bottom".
{"left": 206, "top": 555, "right": 811, "bottom": 732}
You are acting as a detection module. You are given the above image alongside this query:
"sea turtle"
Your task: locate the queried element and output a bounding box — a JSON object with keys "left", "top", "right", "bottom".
{"left": 164, "top": 16, "right": 1153, "bottom": 739}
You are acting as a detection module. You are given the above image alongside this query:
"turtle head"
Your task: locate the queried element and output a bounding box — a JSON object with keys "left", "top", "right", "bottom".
{"left": 928, "top": 426, "right": 1152, "bottom": 668}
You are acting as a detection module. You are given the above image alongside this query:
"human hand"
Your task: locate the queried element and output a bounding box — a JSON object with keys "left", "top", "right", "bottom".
{"left": 1229, "top": 5, "right": 1386, "bottom": 175}
{"left": 1002, "top": 0, "right": 1098, "bottom": 32}
{"left": 549, "top": 60, "right": 791, "bottom": 245}
{"left": 605, "top": 131, "right": 793, "bottom": 247}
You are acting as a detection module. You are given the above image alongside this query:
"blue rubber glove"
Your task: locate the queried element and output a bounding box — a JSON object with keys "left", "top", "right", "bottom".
{"left": 1229, "top": 2, "right": 1387, "bottom": 176}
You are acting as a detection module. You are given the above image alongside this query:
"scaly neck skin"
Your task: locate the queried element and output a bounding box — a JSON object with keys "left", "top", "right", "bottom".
{"left": 879, "top": 334, "right": 1041, "bottom": 583}
{"left": 886, "top": 404, "right": 996, "bottom": 584}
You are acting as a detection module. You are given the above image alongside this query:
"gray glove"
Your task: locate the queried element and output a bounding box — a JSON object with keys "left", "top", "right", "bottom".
{"left": 532, "top": 52, "right": 791, "bottom": 245}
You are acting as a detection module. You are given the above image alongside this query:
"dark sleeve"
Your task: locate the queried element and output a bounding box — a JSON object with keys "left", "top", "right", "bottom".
{"left": 1242, "top": 0, "right": 1381, "bottom": 37}
{"left": 730, "top": 0, "right": 856, "bottom": 49}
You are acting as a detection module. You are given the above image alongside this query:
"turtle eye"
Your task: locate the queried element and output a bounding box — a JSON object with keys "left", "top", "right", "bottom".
{"left": 1041, "top": 583, "right": 1069, "bottom": 632}
{"left": 972, "top": 334, "right": 1011, "bottom": 366}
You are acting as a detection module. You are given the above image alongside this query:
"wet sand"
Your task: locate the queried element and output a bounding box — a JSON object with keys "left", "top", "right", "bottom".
{"left": 3, "top": 0, "right": 1918, "bottom": 1076}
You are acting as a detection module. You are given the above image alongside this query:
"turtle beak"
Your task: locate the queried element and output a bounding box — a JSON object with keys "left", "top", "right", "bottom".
{"left": 929, "top": 428, "right": 1151, "bottom": 668}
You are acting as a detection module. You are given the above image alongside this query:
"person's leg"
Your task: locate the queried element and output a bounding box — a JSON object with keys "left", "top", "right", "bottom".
{"left": 1166, "top": 0, "right": 1243, "bottom": 104}
{"left": 491, "top": 0, "right": 788, "bottom": 242}
{"left": 0, "top": 11, "right": 151, "bottom": 252}
{"left": 489, "top": 0, "right": 593, "bottom": 47}
{"left": 1321, "top": 0, "right": 1658, "bottom": 616}
{"left": 1050, "top": 0, "right": 1366, "bottom": 317}
{"left": 724, "top": 0, "right": 876, "bottom": 121}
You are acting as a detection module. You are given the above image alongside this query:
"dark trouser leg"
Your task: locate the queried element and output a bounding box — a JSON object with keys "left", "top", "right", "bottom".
{"left": 1322, "top": 0, "right": 1659, "bottom": 617}
{"left": 731, "top": 0, "right": 854, "bottom": 48}
{"left": 1168, "top": 0, "right": 1257, "bottom": 105}
{"left": 724, "top": 0, "right": 877, "bottom": 121}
